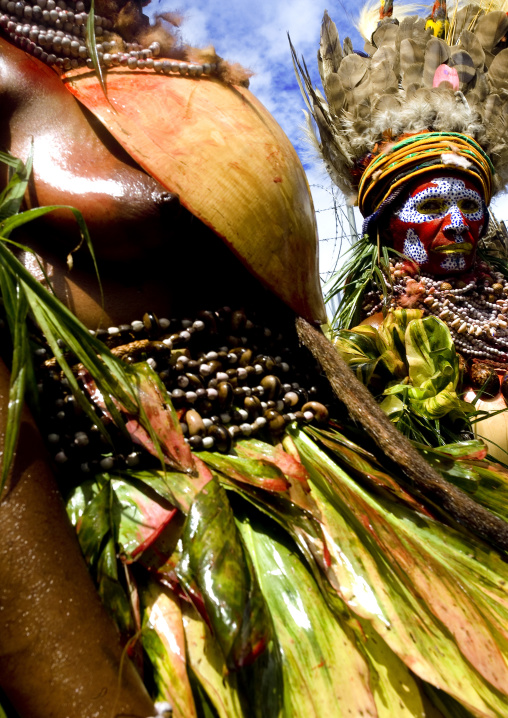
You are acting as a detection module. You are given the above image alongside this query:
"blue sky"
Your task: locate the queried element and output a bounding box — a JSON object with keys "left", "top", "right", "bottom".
{"left": 174, "top": 1, "right": 362, "bottom": 163}
{"left": 166, "top": 1, "right": 508, "bottom": 282}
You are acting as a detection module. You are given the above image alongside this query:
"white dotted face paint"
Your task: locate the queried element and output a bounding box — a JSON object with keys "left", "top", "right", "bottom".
{"left": 397, "top": 177, "right": 483, "bottom": 224}
{"left": 389, "top": 175, "right": 486, "bottom": 275}
{"left": 403, "top": 228, "right": 428, "bottom": 265}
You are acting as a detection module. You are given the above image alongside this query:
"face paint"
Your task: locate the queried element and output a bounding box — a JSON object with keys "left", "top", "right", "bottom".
{"left": 387, "top": 176, "right": 485, "bottom": 275}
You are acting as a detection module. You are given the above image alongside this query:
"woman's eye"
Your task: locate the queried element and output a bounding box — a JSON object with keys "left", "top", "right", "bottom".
{"left": 417, "top": 199, "right": 444, "bottom": 214}
{"left": 459, "top": 199, "right": 479, "bottom": 213}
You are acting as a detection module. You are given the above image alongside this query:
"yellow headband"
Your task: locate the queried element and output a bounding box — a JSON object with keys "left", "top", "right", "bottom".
{"left": 357, "top": 133, "right": 494, "bottom": 217}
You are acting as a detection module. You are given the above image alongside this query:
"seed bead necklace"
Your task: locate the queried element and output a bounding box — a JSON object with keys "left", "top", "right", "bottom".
{"left": 0, "top": 0, "right": 219, "bottom": 75}
{"left": 29, "top": 306, "right": 333, "bottom": 478}
{"left": 363, "top": 261, "right": 508, "bottom": 362}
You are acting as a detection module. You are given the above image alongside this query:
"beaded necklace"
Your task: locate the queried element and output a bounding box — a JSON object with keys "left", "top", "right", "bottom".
{"left": 363, "top": 260, "right": 508, "bottom": 363}
{"left": 0, "top": 0, "right": 219, "bottom": 75}
{"left": 32, "top": 306, "right": 332, "bottom": 478}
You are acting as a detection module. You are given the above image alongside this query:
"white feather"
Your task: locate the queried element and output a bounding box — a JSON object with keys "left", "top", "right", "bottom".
{"left": 441, "top": 152, "right": 473, "bottom": 168}
{"left": 357, "top": 0, "right": 427, "bottom": 42}
{"left": 452, "top": 0, "right": 508, "bottom": 10}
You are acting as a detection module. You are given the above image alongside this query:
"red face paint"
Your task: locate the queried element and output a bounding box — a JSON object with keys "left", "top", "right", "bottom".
{"left": 387, "top": 175, "right": 485, "bottom": 275}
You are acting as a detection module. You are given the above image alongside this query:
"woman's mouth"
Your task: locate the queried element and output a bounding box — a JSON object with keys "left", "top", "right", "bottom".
{"left": 433, "top": 242, "right": 473, "bottom": 254}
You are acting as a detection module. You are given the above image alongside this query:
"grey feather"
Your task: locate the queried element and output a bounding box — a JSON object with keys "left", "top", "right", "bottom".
{"left": 488, "top": 48, "right": 508, "bottom": 94}
{"left": 371, "top": 45, "right": 399, "bottom": 83}
{"left": 371, "top": 45, "right": 397, "bottom": 71}
{"left": 451, "top": 5, "right": 484, "bottom": 46}
{"left": 402, "top": 63, "right": 424, "bottom": 90}
{"left": 458, "top": 29, "right": 485, "bottom": 70}
{"left": 405, "top": 83, "right": 422, "bottom": 99}
{"left": 291, "top": 8, "right": 508, "bottom": 200}
{"left": 423, "top": 38, "right": 450, "bottom": 88}
{"left": 323, "top": 72, "right": 345, "bottom": 117}
{"left": 372, "top": 22, "right": 400, "bottom": 51}
{"left": 475, "top": 11, "right": 508, "bottom": 54}
{"left": 345, "top": 76, "right": 372, "bottom": 113}
{"left": 449, "top": 49, "right": 476, "bottom": 90}
{"left": 465, "top": 90, "right": 482, "bottom": 113}
{"left": 399, "top": 15, "right": 417, "bottom": 41}
{"left": 343, "top": 37, "right": 354, "bottom": 56}
{"left": 371, "top": 63, "right": 398, "bottom": 100}
{"left": 338, "top": 54, "right": 368, "bottom": 91}
{"left": 471, "top": 70, "right": 489, "bottom": 102}
{"left": 399, "top": 16, "right": 428, "bottom": 43}
{"left": 373, "top": 94, "right": 401, "bottom": 114}
{"left": 354, "top": 99, "right": 372, "bottom": 120}
{"left": 483, "top": 93, "right": 502, "bottom": 124}
{"left": 484, "top": 50, "right": 495, "bottom": 70}
{"left": 364, "top": 40, "right": 377, "bottom": 56}
{"left": 319, "top": 11, "right": 342, "bottom": 81}
{"left": 400, "top": 38, "right": 425, "bottom": 75}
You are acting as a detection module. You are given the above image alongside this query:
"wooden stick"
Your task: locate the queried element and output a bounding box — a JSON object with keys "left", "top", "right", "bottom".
{"left": 296, "top": 316, "right": 508, "bottom": 553}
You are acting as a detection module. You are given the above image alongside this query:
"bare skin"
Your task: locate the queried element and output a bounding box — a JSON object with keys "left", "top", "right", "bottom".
{"left": 0, "top": 358, "right": 156, "bottom": 717}
{"left": 0, "top": 36, "right": 276, "bottom": 329}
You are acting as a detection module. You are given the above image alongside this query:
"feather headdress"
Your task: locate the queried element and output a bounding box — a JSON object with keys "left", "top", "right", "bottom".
{"left": 293, "top": 0, "right": 508, "bottom": 213}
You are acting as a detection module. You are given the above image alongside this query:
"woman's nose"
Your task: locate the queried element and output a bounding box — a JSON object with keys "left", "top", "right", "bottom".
{"left": 443, "top": 205, "right": 468, "bottom": 236}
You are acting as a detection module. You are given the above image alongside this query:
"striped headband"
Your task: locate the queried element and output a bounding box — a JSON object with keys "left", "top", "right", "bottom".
{"left": 357, "top": 132, "right": 494, "bottom": 217}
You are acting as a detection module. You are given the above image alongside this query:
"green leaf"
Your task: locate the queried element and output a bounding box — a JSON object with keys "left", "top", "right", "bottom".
{"left": 200, "top": 452, "right": 290, "bottom": 493}
{"left": 86, "top": 0, "right": 107, "bottom": 99}
{"left": 0, "top": 143, "right": 33, "bottom": 220}
{"left": 324, "top": 234, "right": 389, "bottom": 331}
{"left": 115, "top": 469, "right": 200, "bottom": 515}
{"left": 0, "top": 148, "right": 26, "bottom": 169}
{"left": 0, "top": 279, "right": 29, "bottom": 495}
{"left": 182, "top": 569, "right": 283, "bottom": 718}
{"left": 141, "top": 581, "right": 198, "bottom": 718}
{"left": 379, "top": 393, "right": 405, "bottom": 419}
{"left": 0, "top": 203, "right": 104, "bottom": 307}
{"left": 76, "top": 478, "right": 134, "bottom": 637}
{"left": 238, "top": 516, "right": 380, "bottom": 718}
{"left": 334, "top": 325, "right": 383, "bottom": 384}
{"left": 123, "top": 363, "right": 198, "bottom": 475}
{"left": 108, "top": 478, "right": 178, "bottom": 559}
{"left": 183, "top": 606, "right": 244, "bottom": 718}
{"left": 405, "top": 316, "right": 458, "bottom": 396}
{"left": 176, "top": 477, "right": 273, "bottom": 671}
{"left": 307, "top": 424, "right": 433, "bottom": 517}
{"left": 292, "top": 427, "right": 508, "bottom": 717}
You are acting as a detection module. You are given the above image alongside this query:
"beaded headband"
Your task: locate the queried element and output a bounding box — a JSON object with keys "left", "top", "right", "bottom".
{"left": 357, "top": 132, "right": 495, "bottom": 216}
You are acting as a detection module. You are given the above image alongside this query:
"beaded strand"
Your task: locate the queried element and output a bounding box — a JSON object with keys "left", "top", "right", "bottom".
{"left": 32, "top": 307, "right": 332, "bottom": 475}
{"left": 363, "top": 261, "right": 508, "bottom": 362}
{"left": 0, "top": 0, "right": 219, "bottom": 75}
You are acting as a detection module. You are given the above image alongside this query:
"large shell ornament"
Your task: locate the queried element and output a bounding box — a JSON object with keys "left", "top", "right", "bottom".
{"left": 62, "top": 68, "right": 326, "bottom": 324}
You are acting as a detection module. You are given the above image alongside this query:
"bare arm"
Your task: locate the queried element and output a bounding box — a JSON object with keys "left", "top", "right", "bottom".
{"left": 0, "top": 357, "right": 155, "bottom": 718}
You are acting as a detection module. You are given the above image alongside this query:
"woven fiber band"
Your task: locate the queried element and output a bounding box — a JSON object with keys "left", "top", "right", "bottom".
{"left": 357, "top": 132, "right": 494, "bottom": 216}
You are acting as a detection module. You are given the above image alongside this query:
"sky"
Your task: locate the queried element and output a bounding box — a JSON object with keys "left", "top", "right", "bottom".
{"left": 166, "top": 0, "right": 508, "bottom": 286}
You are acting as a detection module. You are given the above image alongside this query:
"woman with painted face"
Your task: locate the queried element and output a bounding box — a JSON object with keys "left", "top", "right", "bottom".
{"left": 297, "top": 0, "right": 508, "bottom": 462}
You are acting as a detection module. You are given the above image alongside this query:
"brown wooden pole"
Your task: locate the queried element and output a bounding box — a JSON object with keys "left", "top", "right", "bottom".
{"left": 296, "top": 316, "right": 508, "bottom": 553}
